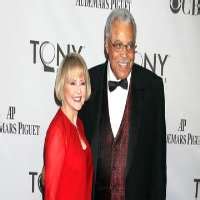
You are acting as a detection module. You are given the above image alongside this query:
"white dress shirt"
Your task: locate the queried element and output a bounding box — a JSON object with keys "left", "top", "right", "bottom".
{"left": 107, "top": 62, "right": 131, "bottom": 138}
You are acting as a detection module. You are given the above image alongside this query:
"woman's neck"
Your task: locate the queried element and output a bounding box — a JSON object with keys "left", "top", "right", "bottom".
{"left": 61, "top": 106, "right": 78, "bottom": 126}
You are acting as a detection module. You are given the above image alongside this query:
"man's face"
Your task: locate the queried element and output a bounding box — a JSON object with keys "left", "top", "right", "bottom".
{"left": 105, "top": 20, "right": 136, "bottom": 80}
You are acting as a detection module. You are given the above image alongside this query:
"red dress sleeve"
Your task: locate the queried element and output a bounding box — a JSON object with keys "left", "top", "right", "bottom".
{"left": 44, "top": 119, "right": 66, "bottom": 200}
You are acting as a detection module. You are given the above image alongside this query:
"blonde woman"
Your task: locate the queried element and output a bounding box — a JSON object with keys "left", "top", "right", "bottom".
{"left": 44, "top": 53, "right": 93, "bottom": 200}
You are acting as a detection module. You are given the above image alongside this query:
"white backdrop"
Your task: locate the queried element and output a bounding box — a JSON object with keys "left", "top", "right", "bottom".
{"left": 0, "top": 0, "right": 200, "bottom": 199}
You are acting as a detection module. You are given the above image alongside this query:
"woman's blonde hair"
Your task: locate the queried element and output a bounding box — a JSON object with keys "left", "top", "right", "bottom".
{"left": 55, "top": 53, "right": 91, "bottom": 102}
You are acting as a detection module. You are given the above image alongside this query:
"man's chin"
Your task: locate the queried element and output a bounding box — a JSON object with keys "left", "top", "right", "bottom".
{"left": 115, "top": 71, "right": 131, "bottom": 79}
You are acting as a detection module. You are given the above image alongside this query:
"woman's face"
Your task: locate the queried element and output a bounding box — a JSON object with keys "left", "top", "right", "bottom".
{"left": 62, "top": 68, "right": 86, "bottom": 115}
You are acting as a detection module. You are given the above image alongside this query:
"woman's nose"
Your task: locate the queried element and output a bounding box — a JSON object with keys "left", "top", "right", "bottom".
{"left": 76, "top": 85, "right": 81, "bottom": 94}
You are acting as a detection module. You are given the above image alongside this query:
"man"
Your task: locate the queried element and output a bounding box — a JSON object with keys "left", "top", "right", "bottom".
{"left": 79, "top": 8, "right": 166, "bottom": 200}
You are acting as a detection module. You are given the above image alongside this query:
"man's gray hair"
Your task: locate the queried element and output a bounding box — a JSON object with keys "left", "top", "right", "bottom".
{"left": 104, "top": 8, "right": 137, "bottom": 43}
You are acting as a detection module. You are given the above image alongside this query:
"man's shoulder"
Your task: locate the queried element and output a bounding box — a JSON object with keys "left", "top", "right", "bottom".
{"left": 134, "top": 63, "right": 160, "bottom": 79}
{"left": 89, "top": 62, "right": 107, "bottom": 75}
{"left": 134, "top": 63, "right": 163, "bottom": 88}
{"left": 88, "top": 62, "right": 107, "bottom": 85}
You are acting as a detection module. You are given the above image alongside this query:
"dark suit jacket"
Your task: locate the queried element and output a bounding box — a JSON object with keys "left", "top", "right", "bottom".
{"left": 79, "top": 61, "right": 166, "bottom": 200}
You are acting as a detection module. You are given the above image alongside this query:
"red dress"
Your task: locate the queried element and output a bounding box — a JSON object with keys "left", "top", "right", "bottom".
{"left": 44, "top": 108, "right": 93, "bottom": 200}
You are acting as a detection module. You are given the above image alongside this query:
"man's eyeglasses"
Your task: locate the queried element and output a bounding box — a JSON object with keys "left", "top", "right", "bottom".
{"left": 109, "top": 39, "right": 136, "bottom": 52}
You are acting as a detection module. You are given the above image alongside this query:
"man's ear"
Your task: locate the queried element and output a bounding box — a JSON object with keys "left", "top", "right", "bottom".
{"left": 105, "top": 40, "right": 108, "bottom": 54}
{"left": 104, "top": 41, "right": 109, "bottom": 59}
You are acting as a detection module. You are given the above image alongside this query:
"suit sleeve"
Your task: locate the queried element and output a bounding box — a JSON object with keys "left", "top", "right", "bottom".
{"left": 44, "top": 122, "right": 66, "bottom": 200}
{"left": 151, "top": 79, "right": 167, "bottom": 200}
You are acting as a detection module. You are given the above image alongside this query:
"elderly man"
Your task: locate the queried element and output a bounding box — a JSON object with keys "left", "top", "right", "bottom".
{"left": 79, "top": 8, "right": 166, "bottom": 200}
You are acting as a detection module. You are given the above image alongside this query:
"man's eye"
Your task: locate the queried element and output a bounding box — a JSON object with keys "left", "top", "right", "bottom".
{"left": 127, "top": 43, "right": 134, "bottom": 49}
{"left": 114, "top": 43, "right": 122, "bottom": 49}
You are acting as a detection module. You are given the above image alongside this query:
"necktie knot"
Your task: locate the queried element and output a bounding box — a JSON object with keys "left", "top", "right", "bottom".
{"left": 108, "top": 79, "right": 128, "bottom": 92}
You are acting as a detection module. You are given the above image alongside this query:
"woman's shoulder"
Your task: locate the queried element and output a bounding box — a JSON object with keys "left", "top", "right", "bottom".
{"left": 48, "top": 109, "right": 63, "bottom": 127}
{"left": 46, "top": 109, "right": 70, "bottom": 136}
{"left": 44, "top": 109, "right": 68, "bottom": 148}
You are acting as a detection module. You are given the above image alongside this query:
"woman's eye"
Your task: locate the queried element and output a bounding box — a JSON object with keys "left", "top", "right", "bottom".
{"left": 81, "top": 82, "right": 86, "bottom": 86}
{"left": 70, "top": 82, "right": 76, "bottom": 85}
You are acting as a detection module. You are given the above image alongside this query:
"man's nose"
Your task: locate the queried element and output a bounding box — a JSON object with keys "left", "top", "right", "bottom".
{"left": 120, "top": 47, "right": 129, "bottom": 57}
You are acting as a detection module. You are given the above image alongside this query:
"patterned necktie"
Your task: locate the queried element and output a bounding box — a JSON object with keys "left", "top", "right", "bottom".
{"left": 108, "top": 79, "right": 128, "bottom": 92}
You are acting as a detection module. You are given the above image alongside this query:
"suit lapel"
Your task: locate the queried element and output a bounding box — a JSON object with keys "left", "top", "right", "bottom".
{"left": 125, "top": 64, "right": 145, "bottom": 177}
{"left": 90, "top": 62, "right": 108, "bottom": 180}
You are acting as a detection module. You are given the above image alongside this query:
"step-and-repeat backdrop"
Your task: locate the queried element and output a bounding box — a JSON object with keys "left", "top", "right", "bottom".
{"left": 0, "top": 1, "right": 200, "bottom": 199}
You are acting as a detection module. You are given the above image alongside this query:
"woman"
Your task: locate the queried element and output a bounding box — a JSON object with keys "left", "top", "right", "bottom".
{"left": 44, "top": 53, "right": 93, "bottom": 200}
